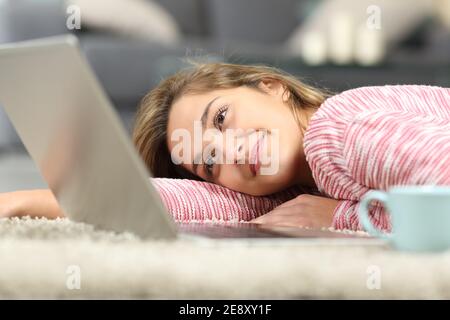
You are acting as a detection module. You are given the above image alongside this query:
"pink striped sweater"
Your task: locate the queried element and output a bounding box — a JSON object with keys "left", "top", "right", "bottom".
{"left": 152, "top": 178, "right": 314, "bottom": 223}
{"left": 303, "top": 85, "right": 450, "bottom": 231}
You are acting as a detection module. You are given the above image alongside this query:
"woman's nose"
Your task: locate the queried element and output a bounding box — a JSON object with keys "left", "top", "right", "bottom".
{"left": 222, "top": 135, "right": 246, "bottom": 165}
{"left": 235, "top": 143, "right": 244, "bottom": 164}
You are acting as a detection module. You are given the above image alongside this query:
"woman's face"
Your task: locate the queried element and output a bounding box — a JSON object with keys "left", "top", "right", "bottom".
{"left": 166, "top": 80, "right": 309, "bottom": 195}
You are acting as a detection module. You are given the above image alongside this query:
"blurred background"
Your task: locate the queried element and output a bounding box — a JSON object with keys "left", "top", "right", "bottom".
{"left": 0, "top": 0, "right": 449, "bottom": 192}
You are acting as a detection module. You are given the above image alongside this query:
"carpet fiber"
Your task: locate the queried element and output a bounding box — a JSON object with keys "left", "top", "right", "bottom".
{"left": 1, "top": 217, "right": 450, "bottom": 299}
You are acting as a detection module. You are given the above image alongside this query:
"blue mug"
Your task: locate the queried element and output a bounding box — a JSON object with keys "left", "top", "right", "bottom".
{"left": 358, "top": 185, "right": 450, "bottom": 252}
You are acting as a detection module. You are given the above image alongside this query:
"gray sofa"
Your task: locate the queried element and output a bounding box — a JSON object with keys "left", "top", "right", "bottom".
{"left": 0, "top": 0, "right": 304, "bottom": 109}
{"left": 0, "top": 0, "right": 449, "bottom": 149}
{"left": 0, "top": 0, "right": 306, "bottom": 147}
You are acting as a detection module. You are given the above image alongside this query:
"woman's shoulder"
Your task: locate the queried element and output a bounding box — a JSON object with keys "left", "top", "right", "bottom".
{"left": 305, "top": 84, "right": 450, "bottom": 151}
{"left": 328, "top": 84, "right": 450, "bottom": 101}
{"left": 316, "top": 84, "right": 450, "bottom": 120}
{"left": 304, "top": 84, "right": 450, "bottom": 198}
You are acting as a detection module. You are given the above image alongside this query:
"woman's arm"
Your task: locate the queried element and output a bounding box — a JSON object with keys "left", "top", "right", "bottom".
{"left": 333, "top": 109, "right": 450, "bottom": 231}
{"left": 250, "top": 194, "right": 339, "bottom": 229}
{"left": 0, "top": 189, "right": 64, "bottom": 219}
{"left": 332, "top": 199, "right": 389, "bottom": 231}
{"left": 256, "top": 108, "right": 450, "bottom": 231}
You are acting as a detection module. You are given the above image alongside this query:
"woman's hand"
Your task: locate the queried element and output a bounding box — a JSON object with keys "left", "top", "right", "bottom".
{"left": 0, "top": 191, "right": 22, "bottom": 218}
{"left": 250, "top": 194, "right": 339, "bottom": 229}
{"left": 0, "top": 189, "right": 64, "bottom": 219}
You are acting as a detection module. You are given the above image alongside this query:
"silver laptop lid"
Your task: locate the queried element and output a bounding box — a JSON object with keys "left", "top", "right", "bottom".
{"left": 0, "top": 36, "right": 177, "bottom": 239}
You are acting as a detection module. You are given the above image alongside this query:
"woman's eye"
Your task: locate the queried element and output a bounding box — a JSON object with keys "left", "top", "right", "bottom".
{"left": 205, "top": 148, "right": 216, "bottom": 176}
{"left": 205, "top": 161, "right": 213, "bottom": 175}
{"left": 214, "top": 106, "right": 228, "bottom": 130}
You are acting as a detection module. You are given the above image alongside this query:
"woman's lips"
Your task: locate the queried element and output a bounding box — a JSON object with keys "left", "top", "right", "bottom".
{"left": 250, "top": 133, "right": 265, "bottom": 176}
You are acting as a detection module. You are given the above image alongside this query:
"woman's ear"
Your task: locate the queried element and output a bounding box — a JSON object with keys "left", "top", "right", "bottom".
{"left": 282, "top": 88, "right": 291, "bottom": 102}
{"left": 258, "top": 78, "right": 289, "bottom": 101}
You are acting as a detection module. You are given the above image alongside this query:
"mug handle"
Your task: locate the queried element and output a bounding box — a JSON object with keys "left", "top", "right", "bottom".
{"left": 358, "top": 191, "right": 391, "bottom": 239}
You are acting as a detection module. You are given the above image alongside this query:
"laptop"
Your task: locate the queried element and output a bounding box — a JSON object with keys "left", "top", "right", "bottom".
{"left": 0, "top": 36, "right": 380, "bottom": 244}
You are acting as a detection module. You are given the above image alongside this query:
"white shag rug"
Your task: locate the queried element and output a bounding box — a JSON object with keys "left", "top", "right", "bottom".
{"left": 1, "top": 217, "right": 450, "bottom": 299}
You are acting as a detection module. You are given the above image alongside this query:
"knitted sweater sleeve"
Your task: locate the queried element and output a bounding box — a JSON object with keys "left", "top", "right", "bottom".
{"left": 150, "top": 178, "right": 306, "bottom": 223}
{"left": 333, "top": 110, "right": 450, "bottom": 231}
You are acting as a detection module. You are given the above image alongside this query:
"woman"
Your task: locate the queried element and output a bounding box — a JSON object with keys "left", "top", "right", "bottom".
{"left": 1, "top": 63, "right": 450, "bottom": 231}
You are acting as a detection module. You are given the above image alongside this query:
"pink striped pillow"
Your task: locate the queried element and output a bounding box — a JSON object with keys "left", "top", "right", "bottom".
{"left": 150, "top": 178, "right": 312, "bottom": 223}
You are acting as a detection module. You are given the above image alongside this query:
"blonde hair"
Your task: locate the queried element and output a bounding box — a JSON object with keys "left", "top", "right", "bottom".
{"left": 132, "top": 62, "right": 332, "bottom": 179}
